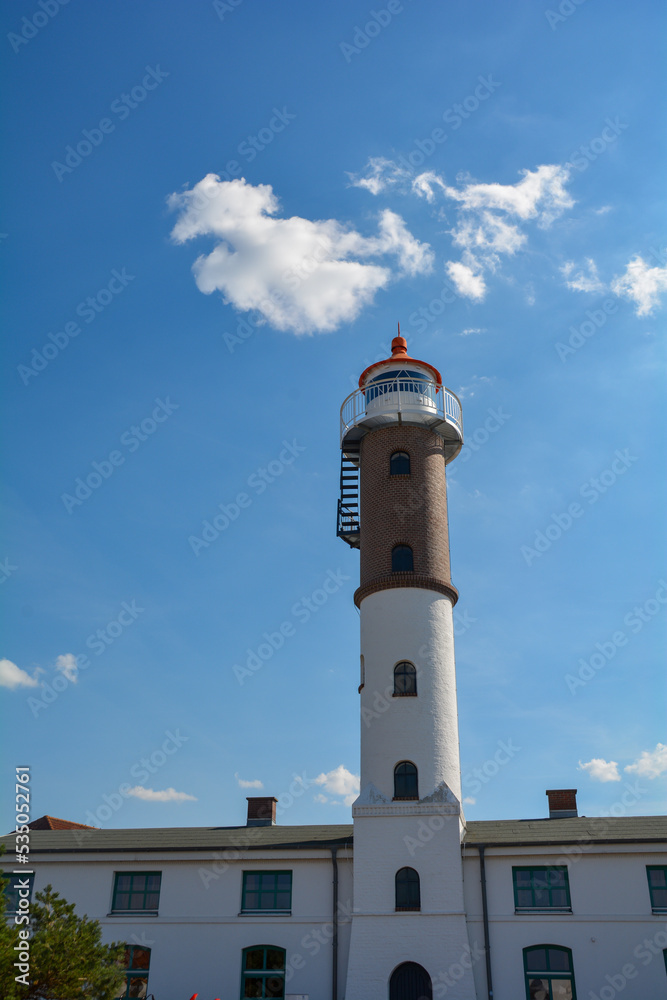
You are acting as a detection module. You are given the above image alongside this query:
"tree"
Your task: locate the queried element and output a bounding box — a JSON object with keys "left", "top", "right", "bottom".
{"left": 0, "top": 881, "right": 127, "bottom": 1000}
{"left": 0, "top": 868, "right": 24, "bottom": 1000}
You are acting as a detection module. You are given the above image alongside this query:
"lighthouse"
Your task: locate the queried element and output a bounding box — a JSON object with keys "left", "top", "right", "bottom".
{"left": 340, "top": 333, "right": 476, "bottom": 999}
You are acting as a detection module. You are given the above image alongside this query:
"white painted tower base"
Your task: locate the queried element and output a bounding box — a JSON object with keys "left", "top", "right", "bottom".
{"left": 345, "top": 589, "right": 477, "bottom": 999}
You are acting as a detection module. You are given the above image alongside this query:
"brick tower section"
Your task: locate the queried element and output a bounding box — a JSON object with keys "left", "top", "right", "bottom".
{"left": 354, "top": 424, "right": 458, "bottom": 608}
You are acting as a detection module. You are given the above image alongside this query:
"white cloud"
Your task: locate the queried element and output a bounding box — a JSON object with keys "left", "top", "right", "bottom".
{"left": 463, "top": 796, "right": 476, "bottom": 805}
{"left": 347, "top": 156, "right": 411, "bottom": 195}
{"left": 126, "top": 786, "right": 197, "bottom": 803}
{"left": 55, "top": 653, "right": 78, "bottom": 683}
{"left": 313, "top": 765, "right": 360, "bottom": 807}
{"left": 411, "top": 170, "right": 448, "bottom": 203}
{"left": 314, "top": 793, "right": 328, "bottom": 804}
{"left": 624, "top": 743, "right": 667, "bottom": 779}
{"left": 169, "top": 175, "right": 432, "bottom": 335}
{"left": 458, "top": 327, "right": 487, "bottom": 336}
{"left": 446, "top": 260, "right": 486, "bottom": 301}
{"left": 578, "top": 758, "right": 621, "bottom": 782}
{"left": 560, "top": 258, "right": 605, "bottom": 293}
{"left": 0, "top": 658, "right": 39, "bottom": 689}
{"left": 235, "top": 773, "right": 264, "bottom": 789}
{"left": 611, "top": 255, "right": 667, "bottom": 316}
{"left": 436, "top": 164, "right": 573, "bottom": 223}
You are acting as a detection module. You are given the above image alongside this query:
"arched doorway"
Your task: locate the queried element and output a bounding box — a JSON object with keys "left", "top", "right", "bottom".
{"left": 389, "top": 961, "right": 433, "bottom": 1000}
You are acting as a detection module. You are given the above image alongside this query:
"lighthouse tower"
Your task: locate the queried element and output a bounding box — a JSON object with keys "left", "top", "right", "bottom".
{"left": 339, "top": 334, "right": 476, "bottom": 999}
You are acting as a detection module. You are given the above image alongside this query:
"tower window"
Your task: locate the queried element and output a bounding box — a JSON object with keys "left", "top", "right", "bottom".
{"left": 395, "top": 867, "right": 421, "bottom": 911}
{"left": 523, "top": 945, "right": 575, "bottom": 1000}
{"left": 393, "top": 661, "right": 417, "bottom": 696}
{"left": 394, "top": 761, "right": 418, "bottom": 800}
{"left": 392, "top": 545, "right": 414, "bottom": 572}
{"left": 390, "top": 451, "right": 410, "bottom": 475}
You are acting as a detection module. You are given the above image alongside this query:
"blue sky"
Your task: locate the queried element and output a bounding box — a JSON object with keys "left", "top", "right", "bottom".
{"left": 1, "top": 0, "right": 665, "bottom": 833}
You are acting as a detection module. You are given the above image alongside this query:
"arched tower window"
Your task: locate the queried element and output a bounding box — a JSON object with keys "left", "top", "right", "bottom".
{"left": 394, "top": 761, "right": 418, "bottom": 800}
{"left": 523, "top": 945, "right": 575, "bottom": 1000}
{"left": 390, "top": 962, "right": 432, "bottom": 1000}
{"left": 392, "top": 545, "right": 413, "bottom": 572}
{"left": 395, "top": 867, "right": 421, "bottom": 911}
{"left": 390, "top": 451, "right": 411, "bottom": 475}
{"left": 393, "top": 661, "right": 417, "bottom": 696}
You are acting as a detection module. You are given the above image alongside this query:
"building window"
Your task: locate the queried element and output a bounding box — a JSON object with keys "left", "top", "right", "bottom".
{"left": 121, "top": 945, "right": 151, "bottom": 998}
{"left": 513, "top": 867, "right": 571, "bottom": 911}
{"left": 647, "top": 866, "right": 667, "bottom": 912}
{"left": 359, "top": 654, "right": 365, "bottom": 692}
{"left": 392, "top": 545, "right": 413, "bottom": 572}
{"left": 395, "top": 867, "right": 421, "bottom": 911}
{"left": 393, "top": 661, "right": 417, "bottom": 696}
{"left": 241, "top": 945, "right": 285, "bottom": 998}
{"left": 2, "top": 873, "right": 34, "bottom": 916}
{"left": 111, "top": 872, "right": 161, "bottom": 914}
{"left": 390, "top": 451, "right": 411, "bottom": 475}
{"left": 394, "top": 761, "right": 418, "bottom": 800}
{"left": 523, "top": 945, "right": 576, "bottom": 1000}
{"left": 242, "top": 871, "right": 292, "bottom": 913}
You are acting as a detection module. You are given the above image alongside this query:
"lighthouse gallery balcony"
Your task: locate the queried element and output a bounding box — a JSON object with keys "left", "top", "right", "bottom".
{"left": 340, "top": 371, "right": 463, "bottom": 462}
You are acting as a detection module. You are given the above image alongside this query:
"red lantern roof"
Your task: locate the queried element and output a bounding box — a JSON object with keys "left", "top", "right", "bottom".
{"left": 358, "top": 329, "right": 442, "bottom": 389}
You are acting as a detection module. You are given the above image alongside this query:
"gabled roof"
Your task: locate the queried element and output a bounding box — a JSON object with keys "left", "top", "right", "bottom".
{"left": 26, "top": 815, "right": 97, "bottom": 832}
{"left": 0, "top": 816, "right": 664, "bottom": 855}
{"left": 0, "top": 824, "right": 354, "bottom": 853}
{"left": 464, "top": 815, "right": 667, "bottom": 847}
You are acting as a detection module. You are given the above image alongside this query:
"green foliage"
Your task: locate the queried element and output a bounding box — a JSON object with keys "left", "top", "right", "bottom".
{"left": 0, "top": 868, "right": 24, "bottom": 1000}
{"left": 0, "top": 882, "right": 127, "bottom": 1000}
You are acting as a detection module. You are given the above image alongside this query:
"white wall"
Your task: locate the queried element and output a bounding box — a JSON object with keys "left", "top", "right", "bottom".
{"left": 462, "top": 843, "right": 667, "bottom": 1000}
{"left": 2, "top": 848, "right": 353, "bottom": 1000}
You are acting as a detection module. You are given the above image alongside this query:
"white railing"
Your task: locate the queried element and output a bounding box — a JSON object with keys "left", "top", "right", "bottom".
{"left": 340, "top": 377, "right": 463, "bottom": 443}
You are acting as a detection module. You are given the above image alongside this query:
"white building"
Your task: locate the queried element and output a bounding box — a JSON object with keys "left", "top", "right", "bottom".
{"left": 3, "top": 337, "right": 666, "bottom": 1000}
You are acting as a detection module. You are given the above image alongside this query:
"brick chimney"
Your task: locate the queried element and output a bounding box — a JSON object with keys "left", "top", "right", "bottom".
{"left": 246, "top": 797, "right": 278, "bottom": 826}
{"left": 546, "top": 789, "right": 578, "bottom": 819}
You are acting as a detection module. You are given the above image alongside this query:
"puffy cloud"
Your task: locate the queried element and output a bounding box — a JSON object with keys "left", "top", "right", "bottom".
{"left": 463, "top": 796, "right": 476, "bottom": 805}
{"left": 0, "top": 658, "right": 39, "bottom": 689}
{"left": 446, "top": 260, "right": 486, "bottom": 301}
{"left": 313, "top": 765, "right": 360, "bottom": 807}
{"left": 560, "top": 258, "right": 605, "bottom": 293}
{"left": 314, "top": 793, "right": 328, "bottom": 804}
{"left": 169, "top": 175, "right": 431, "bottom": 334}
{"left": 435, "top": 164, "right": 573, "bottom": 224}
{"left": 55, "top": 653, "right": 78, "bottom": 683}
{"left": 578, "top": 758, "right": 621, "bottom": 782}
{"left": 624, "top": 743, "right": 667, "bottom": 779}
{"left": 235, "top": 773, "right": 264, "bottom": 789}
{"left": 458, "top": 327, "right": 487, "bottom": 336}
{"left": 126, "top": 786, "right": 197, "bottom": 803}
{"left": 350, "top": 158, "right": 575, "bottom": 302}
{"left": 611, "top": 255, "right": 667, "bottom": 316}
{"left": 442, "top": 165, "right": 573, "bottom": 300}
